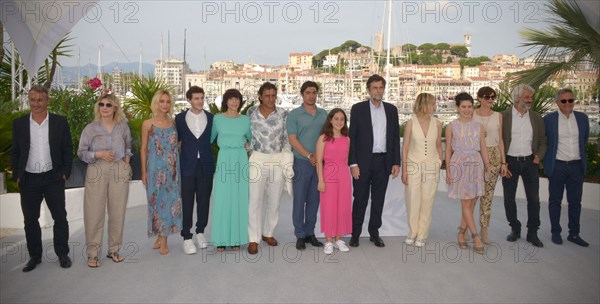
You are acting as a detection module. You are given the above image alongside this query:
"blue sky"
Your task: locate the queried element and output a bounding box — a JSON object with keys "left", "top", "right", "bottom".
{"left": 54, "top": 1, "right": 556, "bottom": 70}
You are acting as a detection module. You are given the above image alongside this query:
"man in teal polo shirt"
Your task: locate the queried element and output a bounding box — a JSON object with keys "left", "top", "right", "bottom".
{"left": 286, "top": 81, "right": 328, "bottom": 250}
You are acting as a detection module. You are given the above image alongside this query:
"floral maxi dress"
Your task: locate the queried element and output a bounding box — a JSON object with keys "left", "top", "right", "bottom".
{"left": 147, "top": 123, "right": 182, "bottom": 237}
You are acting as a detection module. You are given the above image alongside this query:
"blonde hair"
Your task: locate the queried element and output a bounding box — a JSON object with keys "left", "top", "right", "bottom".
{"left": 151, "top": 90, "right": 174, "bottom": 117}
{"left": 94, "top": 94, "right": 126, "bottom": 122}
{"left": 413, "top": 93, "right": 436, "bottom": 116}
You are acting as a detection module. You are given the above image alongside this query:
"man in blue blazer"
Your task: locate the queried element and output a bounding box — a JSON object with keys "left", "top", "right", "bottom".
{"left": 11, "top": 85, "right": 73, "bottom": 272}
{"left": 543, "top": 88, "right": 590, "bottom": 247}
{"left": 175, "top": 86, "right": 215, "bottom": 254}
{"left": 348, "top": 74, "right": 401, "bottom": 248}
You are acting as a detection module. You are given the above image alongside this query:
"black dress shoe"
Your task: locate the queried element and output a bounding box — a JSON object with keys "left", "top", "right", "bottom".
{"left": 370, "top": 236, "right": 385, "bottom": 247}
{"left": 304, "top": 235, "right": 323, "bottom": 247}
{"left": 58, "top": 255, "right": 72, "bottom": 268}
{"left": 526, "top": 234, "right": 544, "bottom": 248}
{"left": 22, "top": 257, "right": 42, "bottom": 272}
{"left": 551, "top": 234, "right": 563, "bottom": 245}
{"left": 349, "top": 236, "right": 359, "bottom": 247}
{"left": 506, "top": 231, "right": 521, "bottom": 242}
{"left": 567, "top": 235, "right": 589, "bottom": 247}
{"left": 296, "top": 238, "right": 306, "bottom": 250}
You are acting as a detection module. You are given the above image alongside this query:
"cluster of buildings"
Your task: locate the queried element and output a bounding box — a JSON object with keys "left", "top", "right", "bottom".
{"left": 152, "top": 48, "right": 598, "bottom": 112}
{"left": 155, "top": 52, "right": 597, "bottom": 110}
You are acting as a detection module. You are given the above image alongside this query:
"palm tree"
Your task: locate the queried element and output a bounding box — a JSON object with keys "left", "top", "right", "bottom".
{"left": 512, "top": 0, "right": 600, "bottom": 87}
{"left": 123, "top": 76, "right": 171, "bottom": 119}
{"left": 42, "top": 35, "right": 73, "bottom": 89}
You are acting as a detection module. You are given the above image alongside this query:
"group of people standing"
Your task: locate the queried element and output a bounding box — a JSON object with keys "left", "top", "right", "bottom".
{"left": 11, "top": 75, "right": 590, "bottom": 272}
{"left": 401, "top": 84, "right": 590, "bottom": 256}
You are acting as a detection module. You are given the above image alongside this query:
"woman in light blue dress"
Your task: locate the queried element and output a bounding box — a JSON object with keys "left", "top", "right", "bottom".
{"left": 141, "top": 90, "right": 182, "bottom": 255}
{"left": 211, "top": 89, "right": 252, "bottom": 251}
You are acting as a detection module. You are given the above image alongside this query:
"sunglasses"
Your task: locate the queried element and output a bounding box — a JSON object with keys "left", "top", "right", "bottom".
{"left": 481, "top": 95, "right": 496, "bottom": 101}
{"left": 98, "top": 102, "right": 113, "bottom": 108}
{"left": 559, "top": 99, "right": 575, "bottom": 104}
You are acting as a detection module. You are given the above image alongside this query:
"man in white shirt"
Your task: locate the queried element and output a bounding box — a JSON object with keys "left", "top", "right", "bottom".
{"left": 501, "top": 84, "right": 547, "bottom": 247}
{"left": 11, "top": 85, "right": 73, "bottom": 271}
{"left": 175, "top": 86, "right": 215, "bottom": 254}
{"left": 543, "top": 88, "right": 590, "bottom": 247}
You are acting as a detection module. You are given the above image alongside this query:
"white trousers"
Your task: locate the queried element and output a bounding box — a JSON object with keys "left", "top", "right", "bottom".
{"left": 404, "top": 160, "right": 440, "bottom": 240}
{"left": 248, "top": 151, "right": 286, "bottom": 243}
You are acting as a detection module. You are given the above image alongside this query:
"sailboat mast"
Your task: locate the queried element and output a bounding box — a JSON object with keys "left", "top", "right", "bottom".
{"left": 384, "top": 0, "right": 392, "bottom": 102}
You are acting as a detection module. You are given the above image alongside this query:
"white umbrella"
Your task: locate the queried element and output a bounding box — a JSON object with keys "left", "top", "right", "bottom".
{"left": 1, "top": 1, "right": 94, "bottom": 74}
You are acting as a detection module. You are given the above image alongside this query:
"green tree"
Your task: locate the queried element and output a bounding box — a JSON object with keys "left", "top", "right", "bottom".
{"left": 435, "top": 43, "right": 450, "bottom": 51}
{"left": 47, "top": 87, "right": 96, "bottom": 156}
{"left": 0, "top": 100, "right": 26, "bottom": 192}
{"left": 402, "top": 43, "right": 417, "bottom": 53}
{"left": 418, "top": 43, "right": 435, "bottom": 51}
{"left": 123, "top": 76, "right": 171, "bottom": 119}
{"left": 513, "top": 0, "right": 599, "bottom": 87}
{"left": 450, "top": 46, "right": 469, "bottom": 57}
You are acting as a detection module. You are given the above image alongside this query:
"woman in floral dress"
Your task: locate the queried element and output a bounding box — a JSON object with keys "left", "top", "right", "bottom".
{"left": 141, "top": 90, "right": 182, "bottom": 255}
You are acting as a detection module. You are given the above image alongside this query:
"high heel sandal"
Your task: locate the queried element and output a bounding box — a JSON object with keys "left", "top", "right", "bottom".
{"left": 457, "top": 227, "right": 468, "bottom": 249}
{"left": 472, "top": 233, "right": 484, "bottom": 255}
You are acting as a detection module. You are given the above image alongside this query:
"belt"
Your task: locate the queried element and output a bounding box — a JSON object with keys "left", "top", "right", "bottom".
{"left": 372, "top": 153, "right": 387, "bottom": 157}
{"left": 24, "top": 169, "right": 54, "bottom": 176}
{"left": 556, "top": 159, "right": 581, "bottom": 165}
{"left": 507, "top": 155, "right": 533, "bottom": 162}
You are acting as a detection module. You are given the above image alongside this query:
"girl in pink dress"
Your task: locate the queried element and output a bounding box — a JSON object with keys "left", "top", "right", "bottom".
{"left": 316, "top": 108, "right": 352, "bottom": 255}
{"left": 445, "top": 93, "right": 490, "bottom": 255}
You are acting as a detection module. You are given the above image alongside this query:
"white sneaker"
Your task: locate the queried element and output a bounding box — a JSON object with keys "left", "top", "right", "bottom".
{"left": 324, "top": 242, "right": 334, "bottom": 255}
{"left": 182, "top": 239, "right": 197, "bottom": 254}
{"left": 335, "top": 240, "right": 350, "bottom": 252}
{"left": 414, "top": 239, "right": 425, "bottom": 247}
{"left": 404, "top": 237, "right": 415, "bottom": 245}
{"left": 196, "top": 233, "right": 208, "bottom": 249}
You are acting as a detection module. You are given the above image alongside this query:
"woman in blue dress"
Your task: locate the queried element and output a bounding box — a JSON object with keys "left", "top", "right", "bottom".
{"left": 141, "top": 90, "right": 182, "bottom": 255}
{"left": 211, "top": 89, "right": 252, "bottom": 251}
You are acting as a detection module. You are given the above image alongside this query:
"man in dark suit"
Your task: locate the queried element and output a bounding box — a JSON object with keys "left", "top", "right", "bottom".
{"left": 543, "top": 88, "right": 589, "bottom": 247}
{"left": 11, "top": 85, "right": 73, "bottom": 272}
{"left": 501, "top": 84, "right": 547, "bottom": 248}
{"left": 348, "top": 74, "right": 401, "bottom": 248}
{"left": 175, "top": 86, "right": 215, "bottom": 254}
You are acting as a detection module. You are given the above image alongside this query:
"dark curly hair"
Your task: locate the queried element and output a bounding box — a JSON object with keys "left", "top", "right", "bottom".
{"left": 186, "top": 86, "right": 205, "bottom": 100}
{"left": 221, "top": 89, "right": 243, "bottom": 112}
{"left": 455, "top": 92, "right": 474, "bottom": 107}
{"left": 258, "top": 82, "right": 277, "bottom": 104}
{"left": 320, "top": 108, "right": 349, "bottom": 142}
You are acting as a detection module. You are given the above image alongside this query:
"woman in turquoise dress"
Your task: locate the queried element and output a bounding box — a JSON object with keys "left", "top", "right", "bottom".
{"left": 211, "top": 89, "right": 252, "bottom": 251}
{"left": 141, "top": 90, "right": 183, "bottom": 255}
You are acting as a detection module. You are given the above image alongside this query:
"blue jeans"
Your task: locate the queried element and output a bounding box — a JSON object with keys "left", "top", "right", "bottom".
{"left": 292, "top": 158, "right": 320, "bottom": 238}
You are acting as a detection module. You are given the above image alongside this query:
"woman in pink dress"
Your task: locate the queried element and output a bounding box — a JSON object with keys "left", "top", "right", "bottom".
{"left": 445, "top": 93, "right": 490, "bottom": 255}
{"left": 316, "top": 108, "right": 352, "bottom": 255}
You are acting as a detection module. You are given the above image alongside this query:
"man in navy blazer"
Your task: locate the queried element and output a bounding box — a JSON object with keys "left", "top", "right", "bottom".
{"left": 175, "top": 86, "right": 215, "bottom": 254}
{"left": 543, "top": 88, "right": 590, "bottom": 247}
{"left": 348, "top": 74, "right": 401, "bottom": 248}
{"left": 11, "top": 85, "right": 73, "bottom": 272}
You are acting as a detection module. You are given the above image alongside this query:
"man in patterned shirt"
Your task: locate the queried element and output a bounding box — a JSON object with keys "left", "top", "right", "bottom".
{"left": 246, "top": 82, "right": 290, "bottom": 254}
